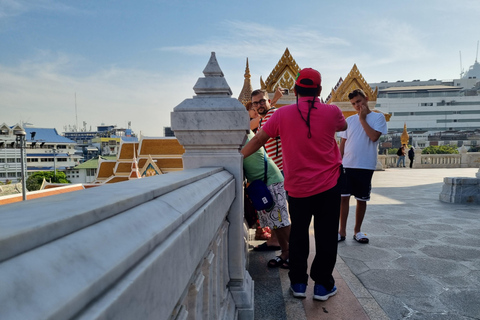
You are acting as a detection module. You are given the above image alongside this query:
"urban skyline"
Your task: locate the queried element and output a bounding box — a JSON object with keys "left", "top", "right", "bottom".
{"left": 2, "top": 0, "right": 480, "bottom": 136}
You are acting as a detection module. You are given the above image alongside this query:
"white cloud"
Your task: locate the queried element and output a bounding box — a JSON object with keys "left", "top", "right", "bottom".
{"left": 0, "top": 53, "right": 196, "bottom": 136}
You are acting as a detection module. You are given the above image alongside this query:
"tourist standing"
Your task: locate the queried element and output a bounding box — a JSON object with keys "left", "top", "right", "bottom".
{"left": 338, "top": 89, "right": 388, "bottom": 244}
{"left": 396, "top": 144, "right": 406, "bottom": 167}
{"left": 242, "top": 68, "right": 347, "bottom": 301}
{"left": 250, "top": 87, "right": 284, "bottom": 251}
{"left": 408, "top": 146, "right": 415, "bottom": 168}
{"left": 243, "top": 130, "right": 290, "bottom": 268}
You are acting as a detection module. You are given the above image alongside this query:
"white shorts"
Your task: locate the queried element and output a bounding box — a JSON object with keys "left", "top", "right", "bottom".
{"left": 258, "top": 181, "right": 291, "bottom": 229}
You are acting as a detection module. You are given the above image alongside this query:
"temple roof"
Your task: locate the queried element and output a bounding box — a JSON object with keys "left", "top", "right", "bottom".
{"left": 327, "top": 64, "right": 377, "bottom": 104}
{"left": 93, "top": 137, "right": 184, "bottom": 184}
{"left": 261, "top": 48, "right": 300, "bottom": 93}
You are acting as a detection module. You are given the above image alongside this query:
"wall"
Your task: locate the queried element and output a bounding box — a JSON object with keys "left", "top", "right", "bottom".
{"left": 0, "top": 167, "right": 237, "bottom": 319}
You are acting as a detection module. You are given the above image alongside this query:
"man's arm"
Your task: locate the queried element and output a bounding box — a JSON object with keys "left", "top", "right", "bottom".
{"left": 241, "top": 129, "right": 271, "bottom": 158}
{"left": 339, "top": 138, "right": 347, "bottom": 158}
{"left": 359, "top": 105, "right": 381, "bottom": 142}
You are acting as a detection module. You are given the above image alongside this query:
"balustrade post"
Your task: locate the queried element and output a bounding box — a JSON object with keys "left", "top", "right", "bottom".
{"left": 171, "top": 52, "right": 253, "bottom": 319}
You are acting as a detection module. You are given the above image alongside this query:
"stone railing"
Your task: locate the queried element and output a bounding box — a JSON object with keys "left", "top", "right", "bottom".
{"left": 0, "top": 167, "right": 242, "bottom": 320}
{"left": 0, "top": 52, "right": 253, "bottom": 320}
{"left": 378, "top": 151, "right": 480, "bottom": 169}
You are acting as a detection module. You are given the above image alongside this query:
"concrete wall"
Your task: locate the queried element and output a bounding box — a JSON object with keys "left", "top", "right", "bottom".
{"left": 0, "top": 167, "right": 237, "bottom": 319}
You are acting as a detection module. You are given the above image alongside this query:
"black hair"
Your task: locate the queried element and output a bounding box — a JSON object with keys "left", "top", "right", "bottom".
{"left": 251, "top": 89, "right": 266, "bottom": 98}
{"left": 348, "top": 89, "right": 367, "bottom": 100}
{"left": 295, "top": 80, "right": 320, "bottom": 139}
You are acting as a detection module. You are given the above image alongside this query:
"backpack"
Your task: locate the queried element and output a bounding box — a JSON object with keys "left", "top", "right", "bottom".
{"left": 397, "top": 148, "right": 403, "bottom": 156}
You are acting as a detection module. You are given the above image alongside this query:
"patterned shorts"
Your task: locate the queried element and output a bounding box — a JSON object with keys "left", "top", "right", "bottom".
{"left": 258, "top": 181, "right": 291, "bottom": 229}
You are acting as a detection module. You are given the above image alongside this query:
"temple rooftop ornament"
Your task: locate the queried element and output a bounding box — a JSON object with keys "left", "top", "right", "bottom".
{"left": 401, "top": 122, "right": 410, "bottom": 145}
{"left": 238, "top": 58, "right": 253, "bottom": 106}
{"left": 327, "top": 64, "right": 391, "bottom": 121}
{"left": 193, "top": 52, "right": 233, "bottom": 97}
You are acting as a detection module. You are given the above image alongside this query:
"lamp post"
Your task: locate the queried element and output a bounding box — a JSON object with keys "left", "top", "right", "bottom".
{"left": 14, "top": 129, "right": 27, "bottom": 201}
{"left": 52, "top": 148, "right": 57, "bottom": 181}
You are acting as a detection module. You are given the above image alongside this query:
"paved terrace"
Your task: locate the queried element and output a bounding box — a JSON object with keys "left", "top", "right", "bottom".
{"left": 248, "top": 168, "right": 480, "bottom": 320}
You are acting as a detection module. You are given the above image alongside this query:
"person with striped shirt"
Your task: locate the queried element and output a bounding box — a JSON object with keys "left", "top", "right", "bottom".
{"left": 252, "top": 89, "right": 284, "bottom": 171}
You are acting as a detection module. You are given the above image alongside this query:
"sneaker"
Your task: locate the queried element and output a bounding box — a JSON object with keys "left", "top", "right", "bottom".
{"left": 290, "top": 283, "right": 307, "bottom": 298}
{"left": 313, "top": 284, "right": 337, "bottom": 301}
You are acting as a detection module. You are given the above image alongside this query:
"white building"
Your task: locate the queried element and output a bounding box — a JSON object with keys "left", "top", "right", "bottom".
{"left": 370, "top": 77, "right": 480, "bottom": 134}
{"left": 23, "top": 127, "right": 81, "bottom": 175}
{"left": 0, "top": 124, "right": 25, "bottom": 184}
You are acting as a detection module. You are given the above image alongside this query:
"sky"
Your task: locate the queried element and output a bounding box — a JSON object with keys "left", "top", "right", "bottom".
{"left": 1, "top": 0, "right": 480, "bottom": 137}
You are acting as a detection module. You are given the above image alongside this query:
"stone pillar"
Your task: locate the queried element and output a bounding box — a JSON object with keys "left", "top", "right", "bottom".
{"left": 459, "top": 145, "right": 468, "bottom": 168}
{"left": 171, "top": 52, "right": 253, "bottom": 319}
{"left": 414, "top": 147, "right": 422, "bottom": 168}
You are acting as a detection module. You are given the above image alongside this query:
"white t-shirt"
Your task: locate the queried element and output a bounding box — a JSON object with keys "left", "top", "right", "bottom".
{"left": 338, "top": 112, "right": 387, "bottom": 170}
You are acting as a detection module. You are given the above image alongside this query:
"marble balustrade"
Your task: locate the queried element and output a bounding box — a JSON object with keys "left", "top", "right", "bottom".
{"left": 378, "top": 152, "right": 480, "bottom": 169}
{"left": 0, "top": 167, "right": 239, "bottom": 320}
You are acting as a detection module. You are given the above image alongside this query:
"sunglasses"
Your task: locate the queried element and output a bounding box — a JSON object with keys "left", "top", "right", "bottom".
{"left": 252, "top": 99, "right": 267, "bottom": 107}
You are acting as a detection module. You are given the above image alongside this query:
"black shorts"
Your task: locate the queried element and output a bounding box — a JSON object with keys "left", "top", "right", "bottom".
{"left": 340, "top": 168, "right": 374, "bottom": 201}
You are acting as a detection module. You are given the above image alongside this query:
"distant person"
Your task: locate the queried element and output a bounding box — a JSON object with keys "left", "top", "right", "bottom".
{"left": 408, "top": 146, "right": 415, "bottom": 168}
{"left": 243, "top": 130, "right": 290, "bottom": 269}
{"left": 338, "top": 89, "right": 387, "bottom": 244}
{"left": 243, "top": 68, "right": 347, "bottom": 301}
{"left": 396, "top": 144, "right": 406, "bottom": 167}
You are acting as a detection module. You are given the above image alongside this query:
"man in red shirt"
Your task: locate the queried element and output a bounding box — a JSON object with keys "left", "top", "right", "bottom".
{"left": 242, "top": 68, "right": 347, "bottom": 301}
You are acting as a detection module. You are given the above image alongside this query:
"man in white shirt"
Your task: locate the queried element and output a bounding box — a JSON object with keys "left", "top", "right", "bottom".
{"left": 338, "top": 89, "right": 387, "bottom": 244}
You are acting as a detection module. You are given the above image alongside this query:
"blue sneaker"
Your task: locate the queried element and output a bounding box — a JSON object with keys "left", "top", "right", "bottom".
{"left": 313, "top": 284, "right": 337, "bottom": 301}
{"left": 290, "top": 283, "right": 307, "bottom": 298}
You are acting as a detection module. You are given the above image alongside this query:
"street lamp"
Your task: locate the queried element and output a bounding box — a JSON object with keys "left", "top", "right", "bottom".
{"left": 14, "top": 129, "right": 27, "bottom": 201}
{"left": 52, "top": 148, "right": 57, "bottom": 181}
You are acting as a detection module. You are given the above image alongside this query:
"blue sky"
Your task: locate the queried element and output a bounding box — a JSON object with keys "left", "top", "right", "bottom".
{"left": 1, "top": 0, "right": 480, "bottom": 136}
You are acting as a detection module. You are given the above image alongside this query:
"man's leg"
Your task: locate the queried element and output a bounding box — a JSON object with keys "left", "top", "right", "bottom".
{"left": 273, "top": 225, "right": 290, "bottom": 261}
{"left": 288, "top": 196, "right": 312, "bottom": 285}
{"left": 338, "top": 196, "right": 350, "bottom": 238}
{"left": 311, "top": 185, "right": 341, "bottom": 291}
{"left": 354, "top": 200, "right": 367, "bottom": 234}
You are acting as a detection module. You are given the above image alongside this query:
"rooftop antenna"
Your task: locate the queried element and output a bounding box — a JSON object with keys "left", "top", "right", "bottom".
{"left": 459, "top": 51, "right": 464, "bottom": 78}
{"left": 75, "top": 92, "right": 78, "bottom": 132}
{"left": 476, "top": 40, "right": 479, "bottom": 63}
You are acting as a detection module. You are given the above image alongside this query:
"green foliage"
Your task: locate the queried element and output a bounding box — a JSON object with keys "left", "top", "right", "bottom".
{"left": 26, "top": 171, "right": 70, "bottom": 191}
{"left": 421, "top": 145, "right": 459, "bottom": 155}
{"left": 388, "top": 148, "right": 399, "bottom": 155}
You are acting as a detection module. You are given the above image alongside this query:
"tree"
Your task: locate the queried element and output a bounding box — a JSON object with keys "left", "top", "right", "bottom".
{"left": 26, "top": 171, "right": 70, "bottom": 191}
{"left": 421, "top": 145, "right": 459, "bottom": 155}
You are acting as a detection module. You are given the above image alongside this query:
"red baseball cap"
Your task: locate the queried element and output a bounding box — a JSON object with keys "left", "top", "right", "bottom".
{"left": 295, "top": 68, "right": 321, "bottom": 88}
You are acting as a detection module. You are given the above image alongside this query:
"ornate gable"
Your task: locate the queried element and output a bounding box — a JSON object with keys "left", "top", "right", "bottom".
{"left": 327, "top": 64, "right": 390, "bottom": 121}
{"left": 261, "top": 48, "right": 300, "bottom": 93}
{"left": 327, "top": 64, "right": 377, "bottom": 104}
{"left": 140, "top": 155, "right": 163, "bottom": 177}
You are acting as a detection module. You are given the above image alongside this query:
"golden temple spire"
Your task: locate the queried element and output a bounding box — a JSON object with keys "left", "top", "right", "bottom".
{"left": 401, "top": 122, "right": 410, "bottom": 145}
{"left": 238, "top": 58, "right": 253, "bottom": 106}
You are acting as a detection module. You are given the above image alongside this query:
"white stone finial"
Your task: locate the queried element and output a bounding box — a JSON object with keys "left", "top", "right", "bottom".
{"left": 193, "top": 52, "right": 233, "bottom": 97}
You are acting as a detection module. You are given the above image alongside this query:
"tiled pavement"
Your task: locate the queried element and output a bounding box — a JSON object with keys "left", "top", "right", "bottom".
{"left": 248, "top": 168, "right": 480, "bottom": 320}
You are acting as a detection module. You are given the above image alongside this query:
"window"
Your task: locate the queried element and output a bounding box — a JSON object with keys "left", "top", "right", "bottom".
{"left": 0, "top": 159, "right": 4, "bottom": 163}
{"left": 0, "top": 173, "right": 5, "bottom": 177}
{"left": 87, "top": 168, "right": 97, "bottom": 176}
{"left": 7, "top": 172, "right": 16, "bottom": 177}
{"left": 7, "top": 158, "right": 15, "bottom": 163}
